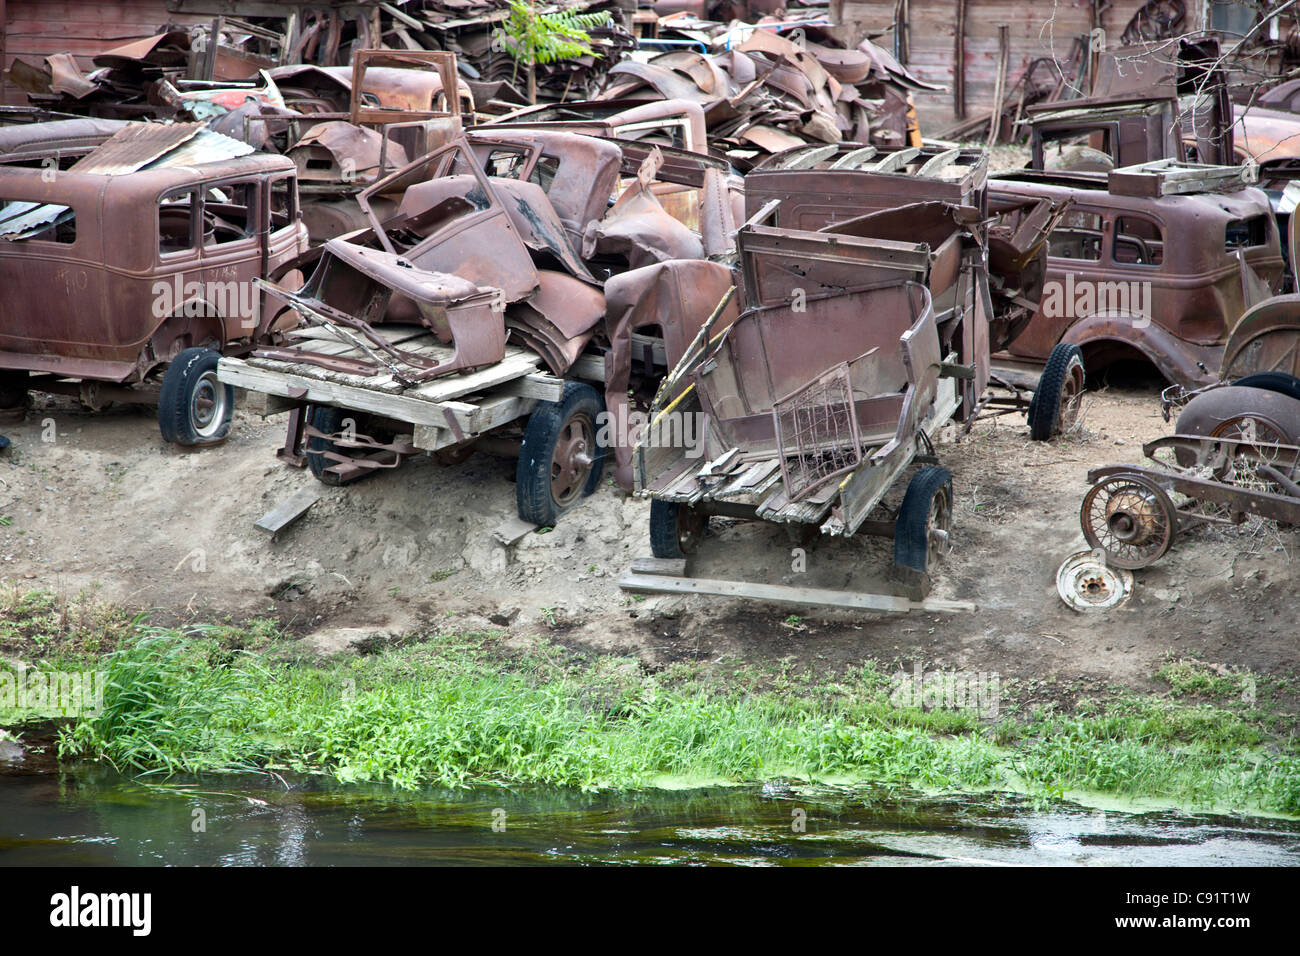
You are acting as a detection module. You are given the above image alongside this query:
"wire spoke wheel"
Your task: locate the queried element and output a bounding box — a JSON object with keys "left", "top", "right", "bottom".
{"left": 1080, "top": 473, "right": 1177, "bottom": 569}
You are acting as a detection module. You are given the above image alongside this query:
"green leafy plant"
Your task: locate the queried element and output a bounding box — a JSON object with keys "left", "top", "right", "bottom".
{"left": 495, "top": 0, "right": 610, "bottom": 103}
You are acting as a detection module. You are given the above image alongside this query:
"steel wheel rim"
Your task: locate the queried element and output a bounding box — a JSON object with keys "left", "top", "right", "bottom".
{"left": 550, "top": 413, "right": 595, "bottom": 506}
{"left": 1058, "top": 360, "right": 1085, "bottom": 434}
{"left": 190, "top": 371, "right": 228, "bottom": 440}
{"left": 1081, "top": 474, "right": 1175, "bottom": 569}
{"left": 1209, "top": 416, "right": 1292, "bottom": 485}
{"left": 927, "top": 488, "right": 953, "bottom": 567}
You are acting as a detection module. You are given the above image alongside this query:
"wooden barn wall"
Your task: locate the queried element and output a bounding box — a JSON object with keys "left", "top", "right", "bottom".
{"left": 0, "top": 0, "right": 210, "bottom": 106}
{"left": 830, "top": 0, "right": 1207, "bottom": 130}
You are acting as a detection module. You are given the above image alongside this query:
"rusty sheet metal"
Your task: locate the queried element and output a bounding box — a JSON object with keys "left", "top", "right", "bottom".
{"left": 0, "top": 117, "right": 129, "bottom": 163}
{"left": 594, "top": 24, "right": 925, "bottom": 169}
{"left": 373, "top": 165, "right": 539, "bottom": 302}
{"left": 665, "top": 275, "right": 940, "bottom": 529}
{"left": 46, "top": 54, "right": 99, "bottom": 100}
{"left": 1221, "top": 294, "right": 1300, "bottom": 381}
{"left": 145, "top": 130, "right": 256, "bottom": 169}
{"left": 603, "top": 259, "right": 738, "bottom": 488}
{"left": 1234, "top": 107, "right": 1300, "bottom": 166}
{"left": 506, "top": 270, "right": 606, "bottom": 376}
{"left": 67, "top": 122, "right": 205, "bottom": 174}
{"left": 582, "top": 147, "right": 704, "bottom": 269}
{"left": 468, "top": 129, "right": 623, "bottom": 251}
{"left": 258, "top": 237, "right": 506, "bottom": 385}
{"left": 744, "top": 145, "right": 988, "bottom": 230}
{"left": 484, "top": 98, "right": 710, "bottom": 156}
{"left": 288, "top": 121, "right": 409, "bottom": 183}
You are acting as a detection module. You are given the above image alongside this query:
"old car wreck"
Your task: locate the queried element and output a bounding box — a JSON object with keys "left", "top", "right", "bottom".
{"left": 218, "top": 125, "right": 738, "bottom": 527}
{"left": 629, "top": 144, "right": 1064, "bottom": 599}
{"left": 0, "top": 119, "right": 309, "bottom": 444}
{"left": 989, "top": 160, "right": 1284, "bottom": 395}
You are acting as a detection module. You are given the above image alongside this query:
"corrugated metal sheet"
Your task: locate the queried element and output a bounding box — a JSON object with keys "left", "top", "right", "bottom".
{"left": 0, "top": 199, "right": 71, "bottom": 239}
{"left": 68, "top": 121, "right": 203, "bottom": 173}
{"left": 146, "top": 128, "right": 254, "bottom": 168}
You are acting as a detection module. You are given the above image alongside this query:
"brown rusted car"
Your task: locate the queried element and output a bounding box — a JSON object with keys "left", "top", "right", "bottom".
{"left": 0, "top": 135, "right": 309, "bottom": 443}
{"left": 990, "top": 165, "right": 1284, "bottom": 394}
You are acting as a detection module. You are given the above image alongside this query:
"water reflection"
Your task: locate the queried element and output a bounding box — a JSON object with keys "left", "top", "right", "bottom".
{"left": 2, "top": 764, "right": 1298, "bottom": 866}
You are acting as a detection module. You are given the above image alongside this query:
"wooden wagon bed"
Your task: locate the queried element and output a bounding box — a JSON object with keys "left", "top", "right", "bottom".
{"left": 218, "top": 323, "right": 571, "bottom": 451}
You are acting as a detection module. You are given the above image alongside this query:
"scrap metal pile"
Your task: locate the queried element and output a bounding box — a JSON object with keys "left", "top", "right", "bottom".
{"left": 594, "top": 19, "right": 933, "bottom": 169}
{"left": 12, "top": 2, "right": 1300, "bottom": 599}
{"left": 3, "top": 3, "right": 635, "bottom": 116}
{"left": 0, "top": 5, "right": 932, "bottom": 170}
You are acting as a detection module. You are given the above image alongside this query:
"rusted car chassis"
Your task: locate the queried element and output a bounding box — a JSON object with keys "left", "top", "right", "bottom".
{"left": 1082, "top": 432, "right": 1300, "bottom": 570}
{"left": 225, "top": 129, "right": 737, "bottom": 524}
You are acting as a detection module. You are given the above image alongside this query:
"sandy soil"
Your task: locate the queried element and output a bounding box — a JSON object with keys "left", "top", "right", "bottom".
{"left": 1, "top": 370, "right": 1297, "bottom": 704}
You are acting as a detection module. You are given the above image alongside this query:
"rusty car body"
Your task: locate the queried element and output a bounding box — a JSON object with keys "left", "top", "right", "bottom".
{"left": 0, "top": 124, "right": 309, "bottom": 442}
{"left": 989, "top": 164, "right": 1284, "bottom": 388}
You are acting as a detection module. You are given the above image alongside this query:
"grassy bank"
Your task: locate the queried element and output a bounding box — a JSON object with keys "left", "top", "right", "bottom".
{"left": 3, "top": 588, "right": 1299, "bottom": 814}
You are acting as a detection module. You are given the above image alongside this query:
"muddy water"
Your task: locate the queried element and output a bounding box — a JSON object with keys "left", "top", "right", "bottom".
{"left": 3, "top": 763, "right": 1298, "bottom": 866}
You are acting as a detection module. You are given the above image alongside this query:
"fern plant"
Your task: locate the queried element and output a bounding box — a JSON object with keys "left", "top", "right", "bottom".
{"left": 495, "top": 0, "right": 611, "bottom": 103}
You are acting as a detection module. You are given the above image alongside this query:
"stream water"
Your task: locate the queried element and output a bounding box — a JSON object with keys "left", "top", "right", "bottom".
{"left": 3, "top": 759, "right": 1299, "bottom": 866}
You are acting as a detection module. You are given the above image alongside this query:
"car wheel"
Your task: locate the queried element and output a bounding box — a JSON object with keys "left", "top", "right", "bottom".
{"left": 157, "top": 347, "right": 233, "bottom": 446}
{"left": 1030, "top": 343, "right": 1085, "bottom": 441}
{"left": 516, "top": 382, "right": 606, "bottom": 526}
{"left": 649, "top": 499, "right": 708, "bottom": 559}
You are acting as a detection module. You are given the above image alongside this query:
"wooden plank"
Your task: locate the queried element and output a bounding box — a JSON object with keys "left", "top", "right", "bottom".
{"left": 469, "top": 395, "right": 534, "bottom": 432}
{"left": 629, "top": 557, "right": 688, "bottom": 576}
{"left": 569, "top": 353, "right": 606, "bottom": 382}
{"left": 495, "top": 372, "right": 565, "bottom": 402}
{"left": 492, "top": 516, "right": 538, "bottom": 546}
{"left": 411, "top": 424, "right": 450, "bottom": 451}
{"left": 250, "top": 392, "right": 304, "bottom": 417}
{"left": 218, "top": 352, "right": 542, "bottom": 430}
{"left": 617, "top": 572, "right": 975, "bottom": 613}
{"left": 254, "top": 488, "right": 321, "bottom": 536}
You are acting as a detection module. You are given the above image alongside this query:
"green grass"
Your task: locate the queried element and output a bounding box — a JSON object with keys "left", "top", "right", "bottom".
{"left": 0, "top": 585, "right": 140, "bottom": 656}
{"left": 26, "top": 611, "right": 1297, "bottom": 814}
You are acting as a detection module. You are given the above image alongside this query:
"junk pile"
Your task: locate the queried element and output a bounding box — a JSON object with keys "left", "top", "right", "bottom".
{"left": 3, "top": 3, "right": 635, "bottom": 118}
{"left": 251, "top": 127, "right": 738, "bottom": 489}
{"left": 595, "top": 18, "right": 934, "bottom": 169}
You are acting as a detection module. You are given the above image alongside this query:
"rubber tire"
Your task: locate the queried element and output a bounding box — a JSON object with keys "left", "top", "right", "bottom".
{"left": 0, "top": 373, "right": 27, "bottom": 409}
{"left": 649, "top": 499, "right": 707, "bottom": 559}
{"left": 1232, "top": 372, "right": 1300, "bottom": 403}
{"left": 516, "top": 382, "right": 605, "bottom": 526}
{"left": 1030, "top": 342, "right": 1084, "bottom": 441}
{"left": 893, "top": 465, "right": 953, "bottom": 575}
{"left": 157, "top": 347, "right": 233, "bottom": 446}
{"left": 305, "top": 405, "right": 365, "bottom": 486}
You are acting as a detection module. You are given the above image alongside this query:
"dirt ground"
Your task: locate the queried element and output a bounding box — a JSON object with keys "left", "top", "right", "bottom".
{"left": 1, "top": 367, "right": 1297, "bottom": 704}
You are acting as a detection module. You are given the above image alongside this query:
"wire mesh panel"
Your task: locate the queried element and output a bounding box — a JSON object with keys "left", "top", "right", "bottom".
{"left": 772, "top": 363, "right": 863, "bottom": 500}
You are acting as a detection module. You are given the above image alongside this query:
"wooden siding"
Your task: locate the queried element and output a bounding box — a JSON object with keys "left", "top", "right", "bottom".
{"left": 1, "top": 0, "right": 210, "bottom": 105}
{"left": 830, "top": 0, "right": 1207, "bottom": 129}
